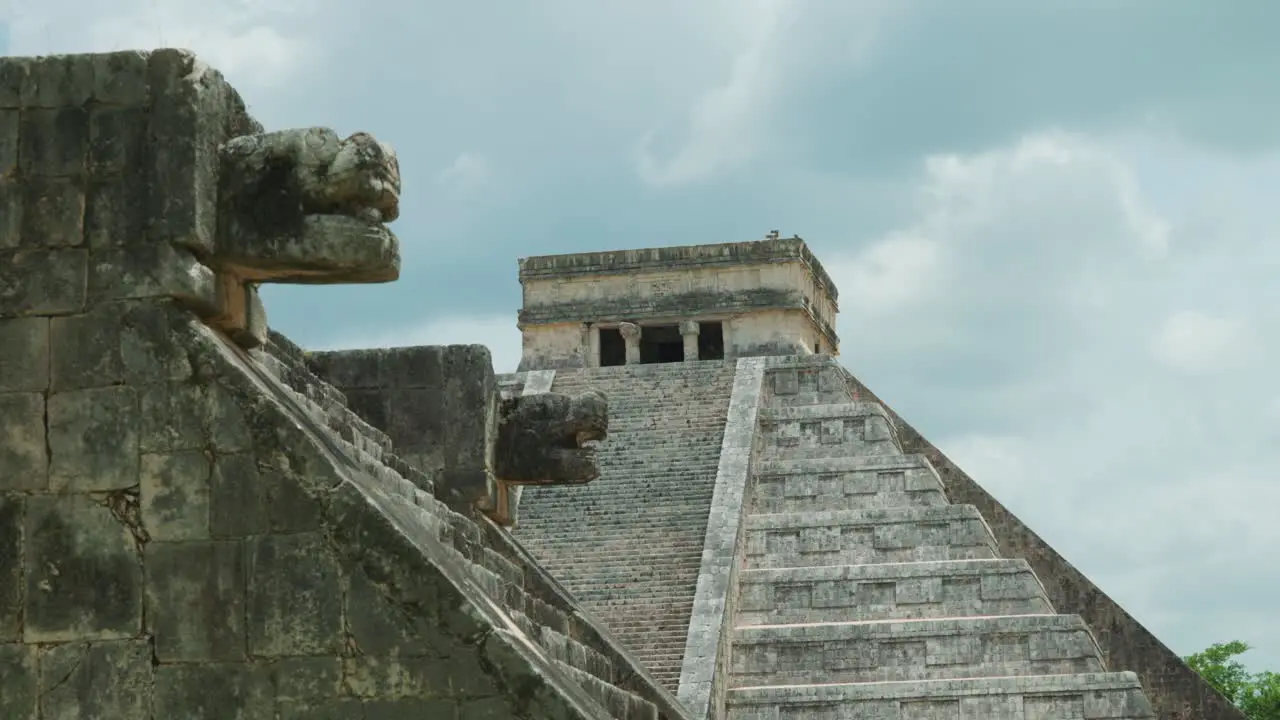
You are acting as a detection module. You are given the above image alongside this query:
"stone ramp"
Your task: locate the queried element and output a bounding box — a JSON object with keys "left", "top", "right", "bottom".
{"left": 514, "top": 361, "right": 738, "bottom": 692}
{"left": 266, "top": 333, "right": 690, "bottom": 720}
{"left": 715, "top": 358, "right": 1156, "bottom": 719}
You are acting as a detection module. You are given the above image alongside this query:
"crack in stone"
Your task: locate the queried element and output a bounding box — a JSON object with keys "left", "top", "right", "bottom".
{"left": 99, "top": 486, "right": 150, "bottom": 550}
{"left": 39, "top": 642, "right": 89, "bottom": 699}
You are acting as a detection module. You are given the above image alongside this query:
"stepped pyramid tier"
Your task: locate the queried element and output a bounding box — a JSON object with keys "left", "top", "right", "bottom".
{"left": 717, "top": 358, "right": 1155, "bottom": 719}
{"left": 501, "top": 239, "right": 1245, "bottom": 718}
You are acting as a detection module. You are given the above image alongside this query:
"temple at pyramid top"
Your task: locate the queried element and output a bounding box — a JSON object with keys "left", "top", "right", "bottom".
{"left": 517, "top": 233, "right": 840, "bottom": 370}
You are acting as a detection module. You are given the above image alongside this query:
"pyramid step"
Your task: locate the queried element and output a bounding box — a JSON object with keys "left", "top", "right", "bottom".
{"left": 763, "top": 361, "right": 854, "bottom": 407}
{"left": 757, "top": 402, "right": 902, "bottom": 460}
{"left": 751, "top": 454, "right": 948, "bottom": 514}
{"left": 731, "top": 614, "right": 1105, "bottom": 686}
{"left": 550, "top": 659, "right": 659, "bottom": 720}
{"left": 743, "top": 505, "right": 999, "bottom": 570}
{"left": 725, "top": 672, "right": 1155, "bottom": 719}
{"left": 737, "top": 559, "right": 1054, "bottom": 626}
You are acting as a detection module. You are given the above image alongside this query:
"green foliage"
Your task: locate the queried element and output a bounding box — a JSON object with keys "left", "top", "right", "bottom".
{"left": 1185, "top": 641, "right": 1280, "bottom": 720}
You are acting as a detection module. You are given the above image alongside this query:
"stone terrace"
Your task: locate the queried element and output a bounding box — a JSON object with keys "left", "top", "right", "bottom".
{"left": 511, "top": 361, "right": 738, "bottom": 692}
{"left": 721, "top": 358, "right": 1157, "bottom": 719}
{"left": 0, "top": 49, "right": 686, "bottom": 720}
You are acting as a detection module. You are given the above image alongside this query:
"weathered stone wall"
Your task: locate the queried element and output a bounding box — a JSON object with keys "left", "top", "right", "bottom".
{"left": 521, "top": 321, "right": 592, "bottom": 371}
{"left": 0, "top": 49, "right": 686, "bottom": 720}
{"left": 304, "top": 344, "right": 500, "bottom": 508}
{"left": 836, "top": 368, "right": 1245, "bottom": 720}
{"left": 1, "top": 51, "right": 260, "bottom": 716}
{"left": 725, "top": 309, "right": 821, "bottom": 358}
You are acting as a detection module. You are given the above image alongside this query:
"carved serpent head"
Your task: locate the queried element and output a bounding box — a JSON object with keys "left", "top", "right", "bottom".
{"left": 495, "top": 390, "right": 609, "bottom": 486}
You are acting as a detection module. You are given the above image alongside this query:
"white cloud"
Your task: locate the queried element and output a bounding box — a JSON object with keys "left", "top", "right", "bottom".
{"left": 825, "top": 233, "right": 940, "bottom": 315}
{"left": 832, "top": 131, "right": 1172, "bottom": 368}
{"left": 635, "top": 0, "right": 900, "bottom": 187}
{"left": 1151, "top": 310, "right": 1255, "bottom": 375}
{"left": 9, "top": 0, "right": 313, "bottom": 91}
{"left": 316, "top": 314, "right": 522, "bottom": 375}
{"left": 435, "top": 153, "right": 490, "bottom": 192}
{"left": 633, "top": 0, "right": 789, "bottom": 187}
{"left": 828, "top": 129, "right": 1280, "bottom": 664}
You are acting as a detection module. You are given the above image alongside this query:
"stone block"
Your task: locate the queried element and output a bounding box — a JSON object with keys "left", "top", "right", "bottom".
{"left": 0, "top": 249, "right": 87, "bottom": 317}
{"left": 211, "top": 453, "right": 322, "bottom": 537}
{"left": 0, "top": 392, "right": 47, "bottom": 490}
{"left": 50, "top": 300, "right": 194, "bottom": 390}
{"left": 279, "top": 699, "right": 369, "bottom": 720}
{"left": 88, "top": 106, "right": 147, "bottom": 176}
{"left": 272, "top": 656, "right": 342, "bottom": 703}
{"left": 0, "top": 643, "right": 37, "bottom": 719}
{"left": 227, "top": 282, "right": 268, "bottom": 349}
{"left": 85, "top": 174, "right": 148, "bottom": 247}
{"left": 309, "top": 345, "right": 448, "bottom": 390}
{"left": 153, "top": 664, "right": 273, "bottom": 720}
{"left": 0, "top": 179, "right": 19, "bottom": 250}
{"left": 140, "top": 450, "right": 212, "bottom": 541}
{"left": 385, "top": 387, "right": 446, "bottom": 453}
{"left": 21, "top": 177, "right": 85, "bottom": 247}
{"left": 246, "top": 532, "right": 343, "bottom": 656}
{"left": 343, "top": 388, "right": 389, "bottom": 432}
{"left": 0, "top": 497, "right": 22, "bottom": 639}
{"left": 136, "top": 380, "right": 252, "bottom": 455}
{"left": 145, "top": 540, "right": 246, "bottom": 661}
{"left": 90, "top": 51, "right": 150, "bottom": 107}
{"left": 146, "top": 50, "right": 240, "bottom": 255}
{"left": 344, "top": 654, "right": 495, "bottom": 700}
{"left": 47, "top": 385, "right": 140, "bottom": 492}
{"left": 773, "top": 369, "right": 799, "bottom": 395}
{"left": 38, "top": 640, "right": 152, "bottom": 718}
{"left": 0, "top": 109, "right": 16, "bottom": 175}
{"left": 138, "top": 381, "right": 205, "bottom": 452}
{"left": 19, "top": 107, "right": 88, "bottom": 177}
{"left": 24, "top": 494, "right": 143, "bottom": 642}
{"left": 88, "top": 243, "right": 219, "bottom": 311}
{"left": 208, "top": 453, "right": 268, "bottom": 537}
{"left": 20, "top": 55, "right": 94, "bottom": 108}
{"left": 345, "top": 565, "right": 443, "bottom": 656}
{"left": 0, "top": 59, "right": 28, "bottom": 108}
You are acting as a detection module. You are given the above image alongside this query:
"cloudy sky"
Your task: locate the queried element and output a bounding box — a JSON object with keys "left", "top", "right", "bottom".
{"left": 7, "top": 1, "right": 1279, "bottom": 672}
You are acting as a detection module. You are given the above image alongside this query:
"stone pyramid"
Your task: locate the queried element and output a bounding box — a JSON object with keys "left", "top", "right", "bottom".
{"left": 0, "top": 48, "right": 1244, "bottom": 720}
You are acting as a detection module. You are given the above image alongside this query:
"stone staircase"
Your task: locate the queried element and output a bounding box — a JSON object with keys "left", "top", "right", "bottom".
{"left": 513, "top": 361, "right": 738, "bottom": 693}
{"left": 261, "top": 335, "right": 681, "bottom": 720}
{"left": 723, "top": 360, "right": 1156, "bottom": 719}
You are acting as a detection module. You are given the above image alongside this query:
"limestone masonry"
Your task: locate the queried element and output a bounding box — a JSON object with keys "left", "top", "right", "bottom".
{"left": 0, "top": 49, "right": 1245, "bottom": 719}
{"left": 517, "top": 237, "right": 839, "bottom": 371}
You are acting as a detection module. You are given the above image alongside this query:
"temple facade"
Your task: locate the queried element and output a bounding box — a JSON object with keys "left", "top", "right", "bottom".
{"left": 516, "top": 235, "right": 840, "bottom": 370}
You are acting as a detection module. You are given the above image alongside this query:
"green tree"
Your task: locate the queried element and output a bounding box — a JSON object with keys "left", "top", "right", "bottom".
{"left": 1184, "top": 641, "right": 1280, "bottom": 720}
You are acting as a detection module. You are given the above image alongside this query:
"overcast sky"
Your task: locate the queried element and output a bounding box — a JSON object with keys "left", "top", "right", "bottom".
{"left": 8, "top": 1, "right": 1279, "bottom": 671}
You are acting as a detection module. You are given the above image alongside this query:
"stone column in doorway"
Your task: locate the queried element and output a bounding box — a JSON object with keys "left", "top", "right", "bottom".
{"left": 579, "top": 322, "right": 593, "bottom": 367}
{"left": 679, "top": 320, "right": 700, "bottom": 361}
{"left": 619, "top": 322, "right": 642, "bottom": 365}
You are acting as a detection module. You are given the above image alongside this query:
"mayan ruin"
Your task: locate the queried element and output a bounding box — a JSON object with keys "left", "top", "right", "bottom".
{"left": 0, "top": 49, "right": 1251, "bottom": 719}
